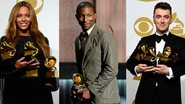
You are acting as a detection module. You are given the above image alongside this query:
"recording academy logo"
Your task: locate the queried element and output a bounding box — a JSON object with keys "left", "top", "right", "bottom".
{"left": 170, "top": 12, "right": 185, "bottom": 38}
{"left": 16, "top": 0, "right": 44, "bottom": 14}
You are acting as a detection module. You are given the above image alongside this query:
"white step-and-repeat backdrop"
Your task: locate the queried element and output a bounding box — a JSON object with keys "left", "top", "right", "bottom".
{"left": 0, "top": 0, "right": 59, "bottom": 104}
{"left": 126, "top": 0, "right": 185, "bottom": 104}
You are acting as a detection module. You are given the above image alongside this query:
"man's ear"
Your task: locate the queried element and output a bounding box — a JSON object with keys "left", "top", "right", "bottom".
{"left": 153, "top": 16, "right": 156, "bottom": 25}
{"left": 170, "top": 16, "right": 172, "bottom": 24}
{"left": 94, "top": 13, "right": 97, "bottom": 20}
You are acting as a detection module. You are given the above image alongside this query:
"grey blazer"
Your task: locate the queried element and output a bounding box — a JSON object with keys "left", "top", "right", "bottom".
{"left": 75, "top": 24, "right": 120, "bottom": 104}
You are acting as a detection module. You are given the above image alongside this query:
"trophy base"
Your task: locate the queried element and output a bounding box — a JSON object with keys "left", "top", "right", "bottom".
{"left": 141, "top": 60, "right": 156, "bottom": 66}
{"left": 46, "top": 70, "right": 59, "bottom": 78}
{"left": 1, "top": 52, "right": 13, "bottom": 60}
{"left": 25, "top": 69, "right": 38, "bottom": 77}
{"left": 24, "top": 55, "right": 34, "bottom": 61}
{"left": 71, "top": 86, "right": 83, "bottom": 102}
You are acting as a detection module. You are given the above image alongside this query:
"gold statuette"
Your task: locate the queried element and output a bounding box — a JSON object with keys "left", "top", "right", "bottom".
{"left": 24, "top": 41, "right": 39, "bottom": 77}
{"left": 135, "top": 43, "right": 180, "bottom": 65}
{"left": 44, "top": 56, "right": 58, "bottom": 77}
{"left": 135, "top": 43, "right": 157, "bottom": 65}
{"left": 71, "top": 73, "right": 86, "bottom": 102}
{"left": 24, "top": 41, "right": 39, "bottom": 59}
{"left": 157, "top": 46, "right": 180, "bottom": 63}
{"left": 0, "top": 41, "right": 16, "bottom": 60}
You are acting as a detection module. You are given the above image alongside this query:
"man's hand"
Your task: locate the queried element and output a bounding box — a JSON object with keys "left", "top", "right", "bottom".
{"left": 136, "top": 64, "right": 155, "bottom": 73}
{"left": 77, "top": 88, "right": 91, "bottom": 100}
{"left": 153, "top": 64, "right": 169, "bottom": 75}
{"left": 136, "top": 64, "right": 169, "bottom": 75}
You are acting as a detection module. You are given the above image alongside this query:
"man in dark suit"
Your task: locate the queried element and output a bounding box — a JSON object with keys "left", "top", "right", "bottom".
{"left": 126, "top": 2, "right": 185, "bottom": 104}
{"left": 74, "top": 1, "right": 120, "bottom": 104}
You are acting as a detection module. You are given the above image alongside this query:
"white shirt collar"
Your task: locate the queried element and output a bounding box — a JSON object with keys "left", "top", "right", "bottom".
{"left": 86, "top": 24, "right": 95, "bottom": 36}
{"left": 155, "top": 31, "right": 169, "bottom": 36}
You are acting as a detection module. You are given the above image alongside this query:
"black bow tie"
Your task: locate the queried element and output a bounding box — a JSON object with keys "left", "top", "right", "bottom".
{"left": 155, "top": 34, "right": 167, "bottom": 43}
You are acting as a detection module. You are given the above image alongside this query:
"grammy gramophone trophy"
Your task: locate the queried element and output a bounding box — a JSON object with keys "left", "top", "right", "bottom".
{"left": 44, "top": 56, "right": 58, "bottom": 78}
{"left": 156, "top": 46, "right": 180, "bottom": 65}
{"left": 135, "top": 43, "right": 180, "bottom": 66}
{"left": 24, "top": 41, "right": 39, "bottom": 77}
{"left": 135, "top": 43, "right": 157, "bottom": 66}
{"left": 24, "top": 41, "right": 39, "bottom": 61}
{"left": 0, "top": 40, "right": 16, "bottom": 60}
{"left": 71, "top": 73, "right": 86, "bottom": 102}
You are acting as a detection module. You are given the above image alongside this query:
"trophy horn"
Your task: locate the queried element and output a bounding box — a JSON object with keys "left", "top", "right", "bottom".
{"left": 72, "top": 73, "right": 84, "bottom": 85}
{"left": 0, "top": 41, "right": 16, "bottom": 60}
{"left": 44, "top": 56, "right": 57, "bottom": 71}
{"left": 164, "top": 46, "right": 171, "bottom": 57}
{"left": 44, "top": 56, "right": 58, "bottom": 78}
{"left": 148, "top": 47, "right": 156, "bottom": 57}
{"left": 138, "top": 43, "right": 148, "bottom": 54}
{"left": 24, "top": 41, "right": 39, "bottom": 57}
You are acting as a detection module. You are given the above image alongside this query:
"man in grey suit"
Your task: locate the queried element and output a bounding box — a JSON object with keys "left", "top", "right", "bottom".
{"left": 74, "top": 1, "right": 120, "bottom": 104}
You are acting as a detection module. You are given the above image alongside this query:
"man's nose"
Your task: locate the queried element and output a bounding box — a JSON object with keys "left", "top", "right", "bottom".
{"left": 84, "top": 16, "right": 88, "bottom": 22}
{"left": 161, "top": 18, "right": 165, "bottom": 23}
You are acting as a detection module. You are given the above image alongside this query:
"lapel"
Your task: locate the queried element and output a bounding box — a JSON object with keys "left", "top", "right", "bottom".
{"left": 149, "top": 34, "right": 156, "bottom": 48}
{"left": 75, "top": 36, "right": 81, "bottom": 53}
{"left": 82, "top": 25, "right": 99, "bottom": 67}
{"left": 149, "top": 33, "right": 174, "bottom": 54}
{"left": 164, "top": 32, "right": 175, "bottom": 49}
{"left": 145, "top": 34, "right": 156, "bottom": 53}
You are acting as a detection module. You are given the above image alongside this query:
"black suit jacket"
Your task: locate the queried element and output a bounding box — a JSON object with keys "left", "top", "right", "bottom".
{"left": 126, "top": 32, "right": 185, "bottom": 104}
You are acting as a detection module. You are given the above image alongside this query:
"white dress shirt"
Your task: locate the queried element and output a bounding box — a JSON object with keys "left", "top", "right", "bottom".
{"left": 134, "top": 32, "right": 174, "bottom": 79}
{"left": 155, "top": 32, "right": 174, "bottom": 79}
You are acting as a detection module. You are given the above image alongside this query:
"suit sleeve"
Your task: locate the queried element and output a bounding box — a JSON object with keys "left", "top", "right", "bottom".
{"left": 171, "top": 38, "right": 185, "bottom": 77}
{"left": 88, "top": 33, "right": 118, "bottom": 95}
{"left": 126, "top": 38, "right": 144, "bottom": 76}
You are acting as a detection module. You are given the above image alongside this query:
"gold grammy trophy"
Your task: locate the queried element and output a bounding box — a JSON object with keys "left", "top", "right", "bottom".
{"left": 0, "top": 41, "right": 16, "bottom": 60}
{"left": 71, "top": 73, "right": 86, "bottom": 102}
{"left": 24, "top": 41, "right": 39, "bottom": 77}
{"left": 135, "top": 43, "right": 157, "bottom": 65}
{"left": 44, "top": 56, "right": 58, "bottom": 77}
{"left": 135, "top": 43, "right": 180, "bottom": 66}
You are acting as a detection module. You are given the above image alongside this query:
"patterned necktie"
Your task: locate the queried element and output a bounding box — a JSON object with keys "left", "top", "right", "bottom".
{"left": 155, "top": 34, "right": 167, "bottom": 43}
{"left": 80, "top": 32, "right": 88, "bottom": 43}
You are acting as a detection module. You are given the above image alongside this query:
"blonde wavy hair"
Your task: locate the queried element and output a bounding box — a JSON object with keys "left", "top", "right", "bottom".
{"left": 5, "top": 1, "right": 50, "bottom": 58}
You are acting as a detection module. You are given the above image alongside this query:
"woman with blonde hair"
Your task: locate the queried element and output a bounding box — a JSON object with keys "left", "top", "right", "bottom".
{"left": 0, "top": 1, "right": 58, "bottom": 104}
